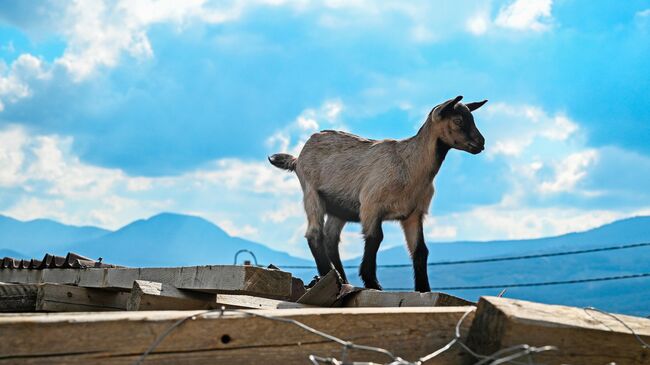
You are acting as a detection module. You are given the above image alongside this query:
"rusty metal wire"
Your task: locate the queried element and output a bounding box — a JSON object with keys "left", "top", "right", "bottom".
{"left": 584, "top": 307, "right": 650, "bottom": 349}
{"left": 134, "top": 305, "right": 558, "bottom": 365}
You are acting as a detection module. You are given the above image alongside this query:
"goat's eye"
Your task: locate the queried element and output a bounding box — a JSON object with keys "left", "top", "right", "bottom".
{"left": 453, "top": 119, "right": 463, "bottom": 126}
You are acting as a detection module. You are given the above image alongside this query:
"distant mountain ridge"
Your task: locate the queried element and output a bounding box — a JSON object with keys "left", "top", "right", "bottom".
{"left": 344, "top": 215, "right": 650, "bottom": 265}
{"left": 66, "top": 213, "right": 313, "bottom": 267}
{"left": 1, "top": 212, "right": 648, "bottom": 316}
{"left": 0, "top": 215, "right": 110, "bottom": 258}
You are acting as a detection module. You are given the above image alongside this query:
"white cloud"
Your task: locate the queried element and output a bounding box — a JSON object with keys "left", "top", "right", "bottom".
{"left": 50, "top": 0, "right": 303, "bottom": 81}
{"left": 636, "top": 9, "right": 650, "bottom": 18}
{"left": 0, "top": 54, "right": 49, "bottom": 110}
{"left": 215, "top": 219, "right": 259, "bottom": 238}
{"left": 267, "top": 99, "right": 346, "bottom": 156}
{"left": 262, "top": 201, "right": 303, "bottom": 223}
{"left": 0, "top": 127, "right": 27, "bottom": 186}
{"left": 424, "top": 218, "right": 458, "bottom": 240}
{"left": 428, "top": 206, "right": 624, "bottom": 242}
{"left": 466, "top": 13, "right": 490, "bottom": 35}
{"left": 0, "top": 124, "right": 301, "bottom": 229}
{"left": 495, "top": 0, "right": 553, "bottom": 32}
{"left": 483, "top": 103, "right": 578, "bottom": 158}
{"left": 193, "top": 158, "right": 301, "bottom": 195}
{"left": 539, "top": 150, "right": 598, "bottom": 194}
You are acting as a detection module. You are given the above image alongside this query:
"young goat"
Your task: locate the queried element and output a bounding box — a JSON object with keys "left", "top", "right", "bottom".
{"left": 269, "top": 96, "right": 487, "bottom": 292}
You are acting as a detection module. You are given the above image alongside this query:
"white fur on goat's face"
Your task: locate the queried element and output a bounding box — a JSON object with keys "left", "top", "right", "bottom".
{"left": 433, "top": 97, "right": 487, "bottom": 155}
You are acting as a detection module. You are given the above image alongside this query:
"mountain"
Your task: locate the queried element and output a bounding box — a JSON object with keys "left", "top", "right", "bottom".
{"left": 66, "top": 213, "right": 312, "bottom": 267}
{"left": 1, "top": 212, "right": 648, "bottom": 315}
{"left": 344, "top": 216, "right": 650, "bottom": 265}
{"left": 328, "top": 215, "right": 650, "bottom": 316}
{"left": 0, "top": 248, "right": 28, "bottom": 259}
{"left": 0, "top": 215, "right": 110, "bottom": 257}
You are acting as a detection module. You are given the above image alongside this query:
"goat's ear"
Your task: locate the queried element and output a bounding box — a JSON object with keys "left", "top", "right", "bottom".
{"left": 466, "top": 99, "right": 488, "bottom": 112}
{"left": 435, "top": 95, "right": 463, "bottom": 117}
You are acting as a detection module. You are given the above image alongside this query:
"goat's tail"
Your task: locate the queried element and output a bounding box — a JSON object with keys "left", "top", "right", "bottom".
{"left": 268, "top": 153, "right": 297, "bottom": 172}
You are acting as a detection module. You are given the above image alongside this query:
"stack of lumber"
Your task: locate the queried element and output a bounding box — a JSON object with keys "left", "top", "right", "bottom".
{"left": 0, "top": 258, "right": 471, "bottom": 312}
{"left": 1, "top": 253, "right": 649, "bottom": 364}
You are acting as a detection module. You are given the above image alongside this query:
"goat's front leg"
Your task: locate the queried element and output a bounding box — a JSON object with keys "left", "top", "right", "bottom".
{"left": 323, "top": 215, "right": 348, "bottom": 283}
{"left": 303, "top": 188, "right": 331, "bottom": 276}
{"left": 401, "top": 213, "right": 431, "bottom": 292}
{"left": 360, "top": 217, "right": 383, "bottom": 290}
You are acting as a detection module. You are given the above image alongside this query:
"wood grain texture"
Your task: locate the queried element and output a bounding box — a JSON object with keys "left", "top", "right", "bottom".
{"left": 128, "top": 280, "right": 218, "bottom": 311}
{"left": 343, "top": 290, "right": 474, "bottom": 308}
{"left": 0, "top": 306, "right": 476, "bottom": 364}
{"left": 465, "top": 296, "right": 650, "bottom": 365}
{"left": 0, "top": 266, "right": 292, "bottom": 300}
{"left": 0, "top": 283, "right": 39, "bottom": 312}
{"left": 36, "top": 284, "right": 129, "bottom": 312}
{"left": 297, "top": 270, "right": 341, "bottom": 306}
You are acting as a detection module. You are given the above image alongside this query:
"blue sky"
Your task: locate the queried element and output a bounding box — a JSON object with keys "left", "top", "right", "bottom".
{"left": 0, "top": 0, "right": 649, "bottom": 259}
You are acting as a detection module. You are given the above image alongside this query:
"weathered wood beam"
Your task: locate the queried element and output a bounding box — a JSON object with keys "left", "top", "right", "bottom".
{"left": 215, "top": 294, "right": 309, "bottom": 309}
{"left": 0, "top": 283, "right": 39, "bottom": 312}
{"left": 465, "top": 296, "right": 650, "bottom": 365}
{"left": 36, "top": 284, "right": 129, "bottom": 312}
{"left": 0, "top": 265, "right": 293, "bottom": 300}
{"left": 0, "top": 306, "right": 476, "bottom": 364}
{"left": 343, "top": 290, "right": 474, "bottom": 308}
{"left": 297, "top": 270, "right": 342, "bottom": 306}
{"left": 128, "top": 280, "right": 218, "bottom": 311}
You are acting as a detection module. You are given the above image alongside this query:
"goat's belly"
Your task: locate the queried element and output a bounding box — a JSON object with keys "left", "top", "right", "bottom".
{"left": 318, "top": 191, "right": 360, "bottom": 222}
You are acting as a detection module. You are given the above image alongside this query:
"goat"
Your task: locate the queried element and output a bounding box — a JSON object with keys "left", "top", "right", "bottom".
{"left": 269, "top": 96, "right": 487, "bottom": 292}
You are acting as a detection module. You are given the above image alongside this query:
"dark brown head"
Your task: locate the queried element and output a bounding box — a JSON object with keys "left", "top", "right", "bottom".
{"left": 432, "top": 95, "right": 487, "bottom": 154}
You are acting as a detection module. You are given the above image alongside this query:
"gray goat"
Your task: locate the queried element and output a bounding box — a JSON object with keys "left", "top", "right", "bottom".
{"left": 269, "top": 96, "right": 487, "bottom": 292}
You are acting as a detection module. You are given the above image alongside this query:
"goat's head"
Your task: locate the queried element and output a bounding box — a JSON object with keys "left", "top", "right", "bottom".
{"left": 432, "top": 95, "right": 487, "bottom": 155}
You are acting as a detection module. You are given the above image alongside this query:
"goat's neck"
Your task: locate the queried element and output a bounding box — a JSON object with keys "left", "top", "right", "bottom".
{"left": 405, "top": 117, "right": 450, "bottom": 183}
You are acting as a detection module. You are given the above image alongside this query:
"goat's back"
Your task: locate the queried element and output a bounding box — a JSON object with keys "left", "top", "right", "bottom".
{"left": 296, "top": 130, "right": 404, "bottom": 192}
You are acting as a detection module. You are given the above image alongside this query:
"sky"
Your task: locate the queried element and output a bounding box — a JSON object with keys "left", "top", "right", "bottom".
{"left": 0, "top": 0, "right": 649, "bottom": 260}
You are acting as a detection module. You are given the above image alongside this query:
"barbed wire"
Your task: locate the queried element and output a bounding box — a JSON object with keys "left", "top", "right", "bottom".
{"left": 384, "top": 272, "right": 650, "bottom": 291}
{"left": 134, "top": 306, "right": 558, "bottom": 365}
{"left": 278, "top": 242, "right": 650, "bottom": 269}
{"left": 583, "top": 307, "right": 650, "bottom": 350}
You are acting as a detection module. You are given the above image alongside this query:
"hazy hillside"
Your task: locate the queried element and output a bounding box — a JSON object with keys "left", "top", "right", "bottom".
{"left": 328, "top": 216, "right": 650, "bottom": 316}
{"left": 1, "top": 212, "right": 648, "bottom": 316}
{"left": 65, "top": 213, "right": 312, "bottom": 267}
{"left": 0, "top": 248, "right": 27, "bottom": 259}
{"left": 0, "top": 215, "right": 110, "bottom": 257}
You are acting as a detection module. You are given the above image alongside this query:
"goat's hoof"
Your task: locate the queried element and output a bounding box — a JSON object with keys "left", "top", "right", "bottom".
{"left": 364, "top": 282, "right": 383, "bottom": 291}
{"left": 415, "top": 285, "right": 431, "bottom": 293}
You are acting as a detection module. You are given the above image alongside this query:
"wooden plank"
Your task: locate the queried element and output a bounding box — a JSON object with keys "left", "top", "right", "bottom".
{"left": 466, "top": 296, "right": 650, "bottom": 365}
{"left": 297, "top": 270, "right": 341, "bottom": 306}
{"left": 36, "top": 284, "right": 129, "bottom": 312}
{"left": 343, "top": 290, "right": 474, "bottom": 308}
{"left": 0, "top": 266, "right": 293, "bottom": 300}
{"left": 0, "top": 283, "right": 39, "bottom": 312}
{"left": 289, "top": 277, "right": 306, "bottom": 302}
{"left": 215, "top": 294, "right": 309, "bottom": 309}
{"left": 0, "top": 306, "right": 475, "bottom": 364}
{"left": 128, "top": 280, "right": 218, "bottom": 311}
{"left": 0, "top": 270, "right": 43, "bottom": 285}
{"left": 129, "top": 281, "right": 312, "bottom": 310}
{"left": 79, "top": 266, "right": 292, "bottom": 299}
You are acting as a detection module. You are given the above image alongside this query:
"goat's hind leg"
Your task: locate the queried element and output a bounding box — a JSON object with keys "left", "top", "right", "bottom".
{"left": 359, "top": 215, "right": 384, "bottom": 290}
{"left": 303, "top": 187, "right": 331, "bottom": 276}
{"left": 323, "top": 215, "right": 348, "bottom": 283}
